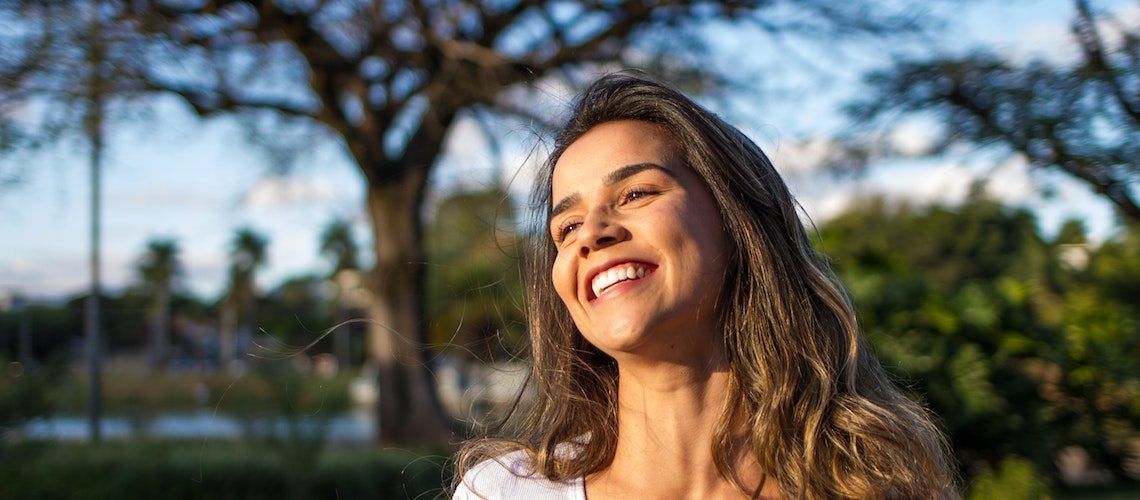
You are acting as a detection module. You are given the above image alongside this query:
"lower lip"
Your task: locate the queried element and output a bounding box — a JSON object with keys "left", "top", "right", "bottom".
{"left": 590, "top": 269, "right": 655, "bottom": 303}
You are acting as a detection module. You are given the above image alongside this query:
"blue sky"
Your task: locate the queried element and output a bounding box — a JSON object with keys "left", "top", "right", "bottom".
{"left": 0, "top": 0, "right": 1129, "bottom": 302}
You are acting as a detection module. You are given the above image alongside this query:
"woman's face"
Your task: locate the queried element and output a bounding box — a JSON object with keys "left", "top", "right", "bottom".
{"left": 549, "top": 120, "right": 730, "bottom": 363}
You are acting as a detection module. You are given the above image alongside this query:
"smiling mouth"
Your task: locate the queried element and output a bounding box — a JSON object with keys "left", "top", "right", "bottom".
{"left": 590, "top": 263, "right": 653, "bottom": 299}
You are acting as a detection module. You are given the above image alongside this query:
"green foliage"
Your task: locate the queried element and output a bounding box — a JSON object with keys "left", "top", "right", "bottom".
{"left": 37, "top": 367, "right": 353, "bottom": 418}
{"left": 968, "top": 456, "right": 1051, "bottom": 500}
{"left": 319, "top": 218, "right": 360, "bottom": 276}
{"left": 0, "top": 440, "right": 449, "bottom": 500}
{"left": 228, "top": 362, "right": 353, "bottom": 500}
{"left": 820, "top": 194, "right": 1140, "bottom": 485}
{"left": 256, "top": 274, "right": 338, "bottom": 350}
{"left": 425, "top": 186, "right": 525, "bottom": 361}
{"left": 0, "top": 358, "right": 62, "bottom": 433}
{"left": 137, "top": 239, "right": 181, "bottom": 290}
{"left": 0, "top": 302, "right": 81, "bottom": 358}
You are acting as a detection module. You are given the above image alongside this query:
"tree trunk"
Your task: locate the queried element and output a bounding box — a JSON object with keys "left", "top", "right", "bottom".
{"left": 85, "top": 100, "right": 103, "bottom": 443}
{"left": 149, "top": 288, "right": 169, "bottom": 370}
{"left": 333, "top": 306, "right": 351, "bottom": 368}
{"left": 219, "top": 299, "right": 236, "bottom": 368}
{"left": 365, "top": 166, "right": 454, "bottom": 446}
{"left": 159, "top": 287, "right": 170, "bottom": 367}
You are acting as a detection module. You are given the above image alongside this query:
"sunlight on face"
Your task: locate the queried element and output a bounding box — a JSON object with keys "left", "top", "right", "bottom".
{"left": 549, "top": 120, "right": 730, "bottom": 364}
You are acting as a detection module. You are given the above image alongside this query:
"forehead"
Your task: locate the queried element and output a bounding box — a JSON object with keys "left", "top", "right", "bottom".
{"left": 550, "top": 120, "right": 679, "bottom": 199}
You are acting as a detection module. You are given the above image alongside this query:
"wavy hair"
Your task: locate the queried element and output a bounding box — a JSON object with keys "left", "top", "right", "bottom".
{"left": 455, "top": 73, "right": 956, "bottom": 498}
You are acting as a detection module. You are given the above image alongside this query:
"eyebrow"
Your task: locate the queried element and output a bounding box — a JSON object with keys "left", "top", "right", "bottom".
{"left": 549, "top": 162, "right": 675, "bottom": 223}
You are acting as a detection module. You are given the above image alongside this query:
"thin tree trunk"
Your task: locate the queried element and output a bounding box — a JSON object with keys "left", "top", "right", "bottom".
{"left": 150, "top": 287, "right": 170, "bottom": 369}
{"left": 241, "top": 290, "right": 256, "bottom": 362}
{"left": 84, "top": 0, "right": 109, "bottom": 443}
{"left": 85, "top": 105, "right": 103, "bottom": 443}
{"left": 161, "top": 287, "right": 170, "bottom": 367}
{"left": 149, "top": 304, "right": 158, "bottom": 368}
{"left": 334, "top": 306, "right": 351, "bottom": 368}
{"left": 17, "top": 296, "right": 32, "bottom": 369}
{"left": 220, "top": 299, "right": 236, "bottom": 368}
{"left": 365, "top": 166, "right": 453, "bottom": 446}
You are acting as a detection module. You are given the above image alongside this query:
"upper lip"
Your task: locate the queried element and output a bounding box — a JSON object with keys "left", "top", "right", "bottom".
{"left": 583, "top": 257, "right": 654, "bottom": 301}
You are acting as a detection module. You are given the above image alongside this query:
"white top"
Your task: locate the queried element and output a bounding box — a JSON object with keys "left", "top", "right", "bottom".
{"left": 452, "top": 449, "right": 586, "bottom": 500}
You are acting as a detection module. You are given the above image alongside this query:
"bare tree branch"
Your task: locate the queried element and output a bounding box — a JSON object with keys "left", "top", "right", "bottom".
{"left": 143, "top": 76, "right": 318, "bottom": 119}
{"left": 7, "top": 0, "right": 946, "bottom": 446}
{"left": 1073, "top": 0, "right": 1140, "bottom": 123}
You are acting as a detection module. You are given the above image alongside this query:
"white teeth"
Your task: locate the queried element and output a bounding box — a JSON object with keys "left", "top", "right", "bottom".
{"left": 590, "top": 264, "right": 649, "bottom": 298}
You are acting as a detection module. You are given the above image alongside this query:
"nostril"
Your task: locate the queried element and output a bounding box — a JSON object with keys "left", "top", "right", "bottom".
{"left": 583, "top": 235, "right": 616, "bottom": 256}
{"left": 579, "top": 222, "right": 624, "bottom": 257}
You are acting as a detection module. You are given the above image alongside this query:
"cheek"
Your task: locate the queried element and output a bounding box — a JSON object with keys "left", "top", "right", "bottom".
{"left": 687, "top": 198, "right": 729, "bottom": 261}
{"left": 550, "top": 252, "right": 577, "bottom": 306}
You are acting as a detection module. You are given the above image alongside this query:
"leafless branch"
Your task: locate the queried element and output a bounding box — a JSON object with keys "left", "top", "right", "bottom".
{"left": 143, "top": 76, "right": 317, "bottom": 120}
{"left": 1073, "top": 0, "right": 1140, "bottom": 123}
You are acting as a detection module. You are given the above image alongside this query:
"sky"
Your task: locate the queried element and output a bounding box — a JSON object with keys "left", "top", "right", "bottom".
{"left": 0, "top": 0, "right": 1130, "bottom": 303}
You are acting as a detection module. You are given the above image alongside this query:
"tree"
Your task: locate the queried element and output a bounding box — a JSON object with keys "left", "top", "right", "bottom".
{"left": 2, "top": 0, "right": 162, "bottom": 441}
{"left": 257, "top": 273, "right": 337, "bottom": 355}
{"left": 848, "top": 0, "right": 1140, "bottom": 222}
{"left": 818, "top": 193, "right": 1140, "bottom": 490}
{"left": 319, "top": 217, "right": 361, "bottom": 366}
{"left": 1, "top": 0, "right": 153, "bottom": 442}
{"left": 319, "top": 218, "right": 360, "bottom": 276}
{"left": 136, "top": 238, "right": 181, "bottom": 369}
{"left": 220, "top": 227, "right": 269, "bottom": 368}
{"left": 425, "top": 185, "right": 524, "bottom": 362}
{"left": 6, "top": 0, "right": 941, "bottom": 445}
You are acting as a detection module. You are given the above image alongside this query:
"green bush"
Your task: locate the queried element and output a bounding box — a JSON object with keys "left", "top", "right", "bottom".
{"left": 47, "top": 368, "right": 355, "bottom": 416}
{"left": 0, "top": 441, "right": 450, "bottom": 500}
{"left": 0, "top": 358, "right": 62, "bottom": 433}
{"left": 968, "top": 456, "right": 1051, "bottom": 499}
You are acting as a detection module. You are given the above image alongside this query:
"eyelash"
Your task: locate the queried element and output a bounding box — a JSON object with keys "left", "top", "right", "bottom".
{"left": 619, "top": 186, "right": 657, "bottom": 205}
{"left": 555, "top": 220, "right": 581, "bottom": 242}
{"left": 553, "top": 187, "right": 659, "bottom": 243}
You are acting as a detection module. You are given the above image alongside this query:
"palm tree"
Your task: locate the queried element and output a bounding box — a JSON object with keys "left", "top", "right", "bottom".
{"left": 137, "top": 238, "right": 180, "bottom": 370}
{"left": 2, "top": 0, "right": 150, "bottom": 441}
{"left": 319, "top": 218, "right": 359, "bottom": 366}
{"left": 219, "top": 227, "right": 268, "bottom": 368}
{"left": 319, "top": 218, "right": 359, "bottom": 275}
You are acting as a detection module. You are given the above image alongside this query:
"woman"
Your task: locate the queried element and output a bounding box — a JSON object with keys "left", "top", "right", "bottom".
{"left": 453, "top": 74, "right": 956, "bottom": 499}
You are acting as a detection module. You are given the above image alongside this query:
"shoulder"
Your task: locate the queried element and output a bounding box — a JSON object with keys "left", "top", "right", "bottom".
{"left": 453, "top": 449, "right": 584, "bottom": 500}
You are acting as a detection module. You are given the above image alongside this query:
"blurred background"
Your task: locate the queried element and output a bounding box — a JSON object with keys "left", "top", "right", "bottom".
{"left": 0, "top": 0, "right": 1137, "bottom": 498}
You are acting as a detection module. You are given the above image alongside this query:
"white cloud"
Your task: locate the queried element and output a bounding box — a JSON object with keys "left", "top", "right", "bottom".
{"left": 769, "top": 137, "right": 840, "bottom": 174}
{"left": 888, "top": 121, "right": 940, "bottom": 156}
{"left": 984, "top": 156, "right": 1036, "bottom": 203}
{"left": 118, "top": 189, "right": 219, "bottom": 209}
{"left": 767, "top": 136, "right": 869, "bottom": 175}
{"left": 0, "top": 251, "right": 138, "bottom": 298}
{"left": 179, "top": 249, "right": 230, "bottom": 299}
{"left": 243, "top": 175, "right": 336, "bottom": 209}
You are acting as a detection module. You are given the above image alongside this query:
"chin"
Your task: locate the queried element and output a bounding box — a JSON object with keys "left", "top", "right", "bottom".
{"left": 581, "top": 325, "right": 653, "bottom": 356}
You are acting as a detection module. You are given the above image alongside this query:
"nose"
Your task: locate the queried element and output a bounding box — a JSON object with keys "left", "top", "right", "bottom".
{"left": 578, "top": 208, "right": 628, "bottom": 258}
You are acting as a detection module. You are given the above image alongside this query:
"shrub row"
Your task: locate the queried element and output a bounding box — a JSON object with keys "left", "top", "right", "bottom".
{"left": 0, "top": 440, "right": 451, "bottom": 500}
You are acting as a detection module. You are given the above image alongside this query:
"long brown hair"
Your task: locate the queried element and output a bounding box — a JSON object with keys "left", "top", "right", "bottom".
{"left": 455, "top": 73, "right": 956, "bottom": 498}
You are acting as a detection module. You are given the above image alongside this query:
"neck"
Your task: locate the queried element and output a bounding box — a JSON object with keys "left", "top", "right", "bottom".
{"left": 587, "top": 349, "right": 768, "bottom": 499}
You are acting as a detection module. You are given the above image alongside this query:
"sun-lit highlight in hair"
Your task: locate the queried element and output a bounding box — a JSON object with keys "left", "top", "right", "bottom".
{"left": 455, "top": 73, "right": 957, "bottom": 499}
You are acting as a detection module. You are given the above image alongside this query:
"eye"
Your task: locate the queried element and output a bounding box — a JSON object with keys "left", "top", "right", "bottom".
{"left": 554, "top": 219, "right": 581, "bottom": 243}
{"left": 619, "top": 186, "right": 659, "bottom": 205}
